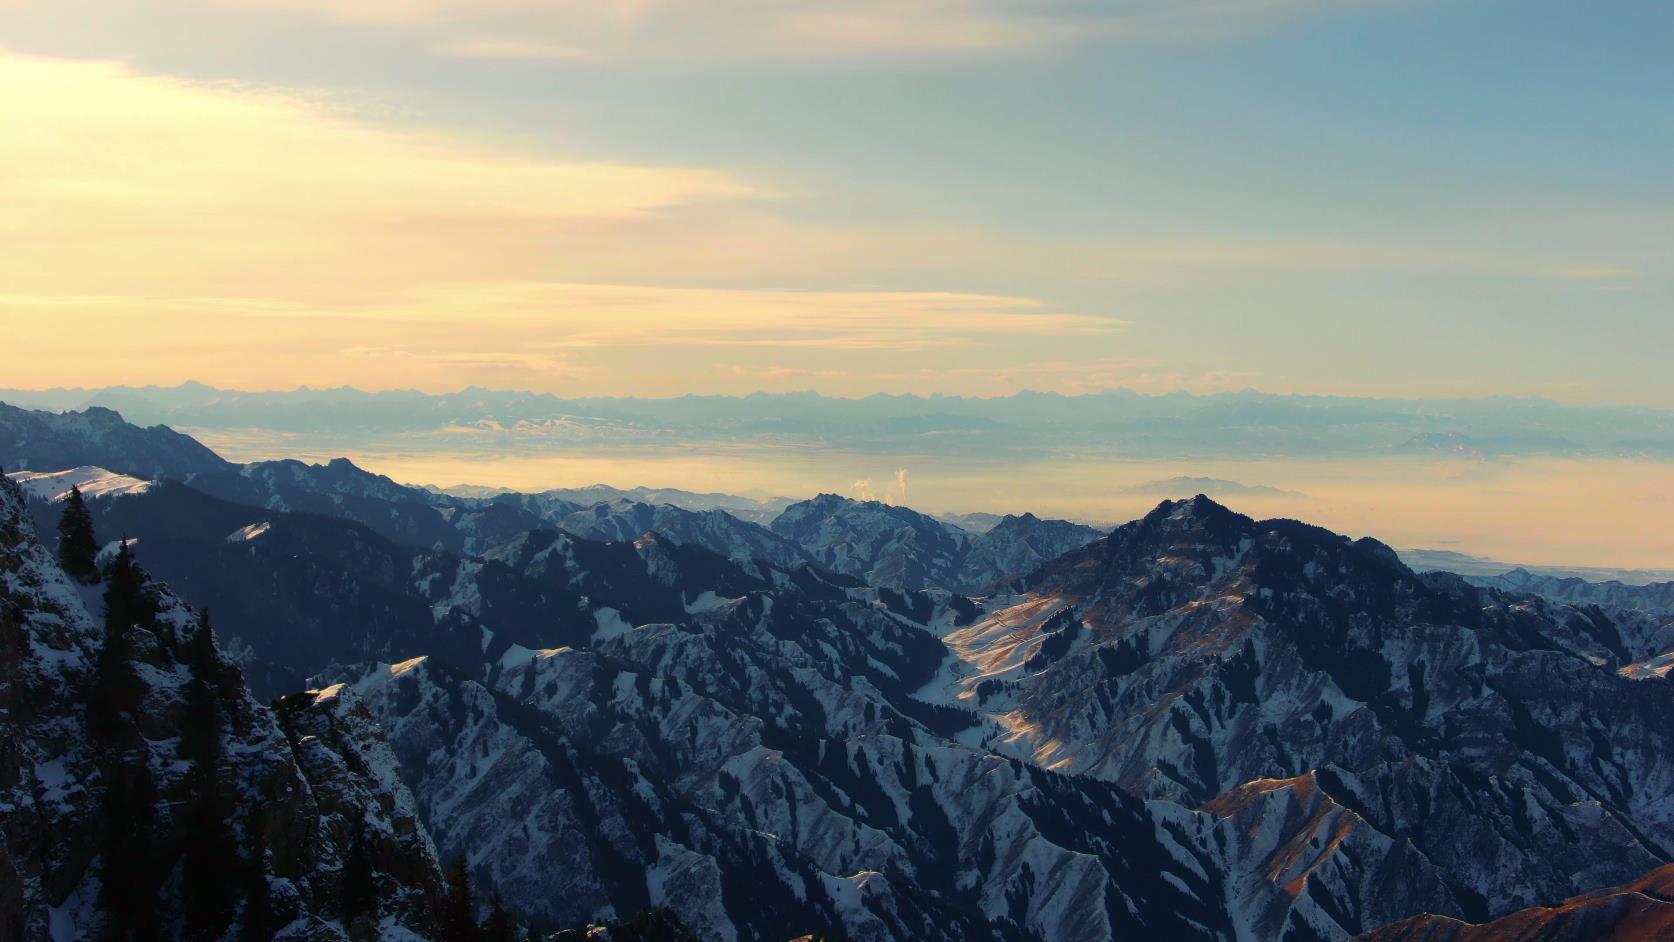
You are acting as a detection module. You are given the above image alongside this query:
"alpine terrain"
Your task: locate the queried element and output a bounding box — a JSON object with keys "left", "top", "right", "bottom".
{"left": 3, "top": 403, "right": 1672, "bottom": 941}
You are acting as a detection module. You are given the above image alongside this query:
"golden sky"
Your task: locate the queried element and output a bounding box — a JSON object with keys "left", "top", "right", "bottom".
{"left": 0, "top": 1, "right": 1668, "bottom": 401}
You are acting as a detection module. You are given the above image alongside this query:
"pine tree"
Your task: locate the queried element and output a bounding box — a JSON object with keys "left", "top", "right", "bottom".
{"left": 482, "top": 895, "right": 519, "bottom": 942}
{"left": 103, "top": 539, "right": 153, "bottom": 637}
{"left": 89, "top": 540, "right": 149, "bottom": 741}
{"left": 182, "top": 610, "right": 239, "bottom": 940}
{"left": 181, "top": 611, "right": 222, "bottom": 765}
{"left": 99, "top": 753, "right": 163, "bottom": 942}
{"left": 57, "top": 485, "right": 99, "bottom": 583}
{"left": 86, "top": 626, "right": 127, "bottom": 743}
{"left": 439, "top": 855, "right": 476, "bottom": 942}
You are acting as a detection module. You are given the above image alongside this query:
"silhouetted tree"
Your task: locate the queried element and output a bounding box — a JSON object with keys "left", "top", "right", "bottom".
{"left": 182, "top": 610, "right": 239, "bottom": 940}
{"left": 482, "top": 894, "right": 519, "bottom": 942}
{"left": 439, "top": 855, "right": 476, "bottom": 942}
{"left": 99, "top": 754, "right": 162, "bottom": 942}
{"left": 103, "top": 539, "right": 152, "bottom": 636}
{"left": 88, "top": 540, "right": 149, "bottom": 741}
{"left": 181, "top": 610, "right": 222, "bottom": 765}
{"left": 57, "top": 485, "right": 99, "bottom": 583}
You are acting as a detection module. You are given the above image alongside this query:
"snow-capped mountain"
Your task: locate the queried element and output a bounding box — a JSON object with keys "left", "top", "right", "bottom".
{"left": 0, "top": 402, "right": 232, "bottom": 480}
{"left": 552, "top": 498, "right": 810, "bottom": 569}
{"left": 952, "top": 512, "right": 1106, "bottom": 593}
{"left": 770, "top": 495, "right": 1103, "bottom": 594}
{"left": 770, "top": 494, "right": 977, "bottom": 592}
{"left": 8, "top": 405, "right": 1674, "bottom": 941}
{"left": 527, "top": 484, "right": 792, "bottom": 525}
{"left": 920, "top": 495, "right": 1674, "bottom": 937}
{"left": 186, "top": 457, "right": 551, "bottom": 557}
{"left": 1468, "top": 568, "right": 1674, "bottom": 617}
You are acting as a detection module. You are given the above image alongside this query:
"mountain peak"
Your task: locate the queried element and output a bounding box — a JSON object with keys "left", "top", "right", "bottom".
{"left": 1164, "top": 493, "right": 1231, "bottom": 517}
{"left": 1138, "top": 493, "right": 1247, "bottom": 534}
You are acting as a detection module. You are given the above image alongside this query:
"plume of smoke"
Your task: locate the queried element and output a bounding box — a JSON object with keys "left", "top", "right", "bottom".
{"left": 894, "top": 468, "right": 910, "bottom": 504}
{"left": 851, "top": 478, "right": 875, "bottom": 501}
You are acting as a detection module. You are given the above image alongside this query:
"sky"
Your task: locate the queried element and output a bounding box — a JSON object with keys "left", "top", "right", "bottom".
{"left": 1, "top": 0, "right": 1671, "bottom": 403}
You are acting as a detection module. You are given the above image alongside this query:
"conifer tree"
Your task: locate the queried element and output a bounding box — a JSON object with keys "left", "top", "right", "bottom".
{"left": 89, "top": 539, "right": 149, "bottom": 741}
{"left": 99, "top": 754, "right": 162, "bottom": 942}
{"left": 181, "top": 610, "right": 222, "bottom": 766}
{"left": 57, "top": 484, "right": 99, "bottom": 583}
{"left": 483, "top": 895, "right": 520, "bottom": 942}
{"left": 103, "top": 539, "right": 152, "bottom": 637}
{"left": 182, "top": 609, "right": 239, "bottom": 940}
{"left": 439, "top": 855, "right": 477, "bottom": 942}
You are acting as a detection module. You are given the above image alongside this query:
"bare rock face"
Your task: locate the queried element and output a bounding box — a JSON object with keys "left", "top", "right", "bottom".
{"left": 1355, "top": 863, "right": 1674, "bottom": 942}
{"left": 0, "top": 471, "right": 444, "bottom": 939}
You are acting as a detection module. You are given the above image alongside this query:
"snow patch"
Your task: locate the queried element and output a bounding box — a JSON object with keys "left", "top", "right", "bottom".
{"left": 8, "top": 466, "right": 152, "bottom": 502}
{"left": 683, "top": 590, "right": 740, "bottom": 615}
{"left": 225, "top": 521, "right": 272, "bottom": 542}
{"left": 593, "top": 607, "right": 635, "bottom": 641}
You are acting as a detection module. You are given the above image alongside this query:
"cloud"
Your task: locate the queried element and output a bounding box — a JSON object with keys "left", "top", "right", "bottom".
{"left": 1546, "top": 267, "right": 1638, "bottom": 280}
{"left": 381, "top": 282, "right": 1124, "bottom": 351}
{"left": 0, "top": 51, "right": 1146, "bottom": 395}
{"left": 727, "top": 366, "right": 855, "bottom": 380}
{"left": 0, "top": 53, "right": 760, "bottom": 304}
{"left": 197, "top": 0, "right": 1401, "bottom": 63}
{"left": 0, "top": 283, "right": 1123, "bottom": 392}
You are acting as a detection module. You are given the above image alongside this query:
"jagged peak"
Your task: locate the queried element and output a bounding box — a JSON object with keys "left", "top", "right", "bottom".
{"left": 77, "top": 404, "right": 128, "bottom": 424}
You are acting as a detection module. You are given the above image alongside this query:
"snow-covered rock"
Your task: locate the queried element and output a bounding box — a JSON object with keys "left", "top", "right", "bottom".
{"left": 0, "top": 470, "right": 445, "bottom": 938}
{"left": 924, "top": 495, "right": 1674, "bottom": 937}
{"left": 771, "top": 495, "right": 1101, "bottom": 593}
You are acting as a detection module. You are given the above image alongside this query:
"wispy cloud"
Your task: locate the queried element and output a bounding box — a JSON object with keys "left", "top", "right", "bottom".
{"left": 382, "top": 282, "right": 1124, "bottom": 351}
{"left": 1546, "top": 267, "right": 1638, "bottom": 280}
{"left": 198, "top": 0, "right": 1402, "bottom": 63}
{"left": 0, "top": 51, "right": 1140, "bottom": 395}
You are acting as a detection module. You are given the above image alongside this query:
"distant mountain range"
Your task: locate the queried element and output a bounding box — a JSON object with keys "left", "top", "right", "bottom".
{"left": 6, "top": 399, "right": 1674, "bottom": 940}
{"left": 1399, "top": 548, "right": 1674, "bottom": 586}
{"left": 5, "top": 381, "right": 1673, "bottom": 459}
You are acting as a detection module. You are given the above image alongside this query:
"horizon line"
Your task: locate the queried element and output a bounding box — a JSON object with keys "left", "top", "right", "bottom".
{"left": 0, "top": 379, "right": 1648, "bottom": 409}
